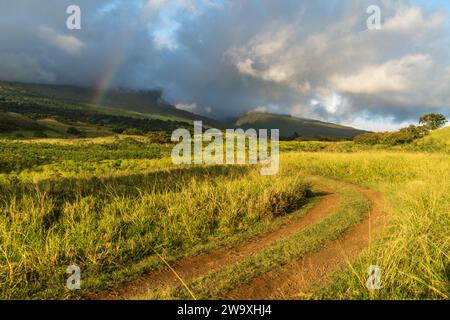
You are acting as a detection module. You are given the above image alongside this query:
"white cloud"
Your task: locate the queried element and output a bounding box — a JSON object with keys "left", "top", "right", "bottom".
{"left": 235, "top": 58, "right": 256, "bottom": 77}
{"left": 330, "top": 54, "right": 433, "bottom": 94}
{"left": 345, "top": 115, "right": 411, "bottom": 132}
{"left": 228, "top": 25, "right": 295, "bottom": 83}
{"left": 145, "top": 0, "right": 168, "bottom": 12}
{"left": 248, "top": 106, "right": 268, "bottom": 113}
{"left": 175, "top": 102, "right": 211, "bottom": 114}
{"left": 384, "top": 6, "right": 445, "bottom": 32}
{"left": 175, "top": 102, "right": 198, "bottom": 112}
{"left": 38, "top": 26, "right": 84, "bottom": 56}
{"left": 321, "top": 92, "right": 343, "bottom": 114}
{"left": 153, "top": 32, "right": 179, "bottom": 50}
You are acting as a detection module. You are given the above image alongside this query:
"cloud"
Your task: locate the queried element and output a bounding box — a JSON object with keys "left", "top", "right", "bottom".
{"left": 176, "top": 102, "right": 211, "bottom": 114}
{"left": 0, "top": 0, "right": 449, "bottom": 131}
{"left": 345, "top": 115, "right": 412, "bottom": 132}
{"left": 38, "top": 26, "right": 85, "bottom": 55}
{"left": 180, "top": 0, "right": 200, "bottom": 15}
{"left": 153, "top": 31, "right": 179, "bottom": 50}
{"left": 384, "top": 6, "right": 445, "bottom": 32}
{"left": 227, "top": 25, "right": 296, "bottom": 83}
{"left": 330, "top": 54, "right": 433, "bottom": 94}
{"left": 145, "top": 0, "right": 168, "bottom": 13}
{"left": 175, "top": 102, "right": 198, "bottom": 112}
{"left": 248, "top": 106, "right": 268, "bottom": 114}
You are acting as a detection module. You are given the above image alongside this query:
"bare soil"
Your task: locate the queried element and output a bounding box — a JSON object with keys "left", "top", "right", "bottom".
{"left": 226, "top": 180, "right": 387, "bottom": 299}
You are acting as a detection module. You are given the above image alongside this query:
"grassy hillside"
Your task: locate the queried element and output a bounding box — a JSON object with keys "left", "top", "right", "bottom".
{"left": 0, "top": 112, "right": 45, "bottom": 132}
{"left": 235, "top": 112, "right": 367, "bottom": 139}
{"left": 407, "top": 126, "right": 450, "bottom": 153}
{"left": 4, "top": 82, "right": 221, "bottom": 127}
{"left": 0, "top": 82, "right": 200, "bottom": 138}
{"left": 329, "top": 127, "right": 450, "bottom": 154}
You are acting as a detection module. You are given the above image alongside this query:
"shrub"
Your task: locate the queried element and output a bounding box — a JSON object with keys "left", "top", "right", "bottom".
{"left": 33, "top": 131, "right": 48, "bottom": 138}
{"left": 112, "top": 127, "right": 125, "bottom": 134}
{"left": 146, "top": 131, "right": 171, "bottom": 143}
{"left": 66, "top": 127, "right": 82, "bottom": 135}
{"left": 123, "top": 128, "right": 144, "bottom": 135}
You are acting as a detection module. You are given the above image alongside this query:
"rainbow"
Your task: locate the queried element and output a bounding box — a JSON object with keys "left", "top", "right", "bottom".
{"left": 90, "top": 2, "right": 161, "bottom": 107}
{"left": 90, "top": 44, "right": 129, "bottom": 107}
{"left": 90, "top": 6, "right": 148, "bottom": 107}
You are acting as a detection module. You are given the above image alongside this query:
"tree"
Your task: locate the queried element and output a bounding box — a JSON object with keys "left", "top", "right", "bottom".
{"left": 419, "top": 113, "right": 447, "bottom": 131}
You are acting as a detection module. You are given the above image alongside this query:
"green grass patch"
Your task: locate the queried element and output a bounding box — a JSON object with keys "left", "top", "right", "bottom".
{"left": 146, "top": 180, "right": 369, "bottom": 299}
{"left": 0, "top": 166, "right": 312, "bottom": 299}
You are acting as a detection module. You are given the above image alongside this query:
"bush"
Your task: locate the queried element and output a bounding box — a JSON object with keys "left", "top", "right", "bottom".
{"left": 385, "top": 125, "right": 427, "bottom": 144}
{"left": 146, "top": 131, "right": 171, "bottom": 143}
{"left": 33, "top": 131, "right": 48, "bottom": 138}
{"left": 66, "top": 127, "right": 82, "bottom": 135}
{"left": 123, "top": 128, "right": 144, "bottom": 135}
{"left": 112, "top": 127, "right": 125, "bottom": 134}
{"left": 354, "top": 132, "right": 384, "bottom": 145}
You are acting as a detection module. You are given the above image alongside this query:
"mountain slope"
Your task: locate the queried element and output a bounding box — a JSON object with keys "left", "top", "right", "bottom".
{"left": 235, "top": 112, "right": 367, "bottom": 139}
{"left": 0, "top": 81, "right": 221, "bottom": 127}
{"left": 0, "top": 82, "right": 198, "bottom": 137}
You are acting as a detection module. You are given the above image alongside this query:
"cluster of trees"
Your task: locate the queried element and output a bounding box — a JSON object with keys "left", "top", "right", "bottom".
{"left": 355, "top": 114, "right": 447, "bottom": 145}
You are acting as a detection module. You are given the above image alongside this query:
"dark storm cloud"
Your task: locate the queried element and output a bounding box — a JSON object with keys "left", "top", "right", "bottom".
{"left": 0, "top": 0, "right": 449, "bottom": 130}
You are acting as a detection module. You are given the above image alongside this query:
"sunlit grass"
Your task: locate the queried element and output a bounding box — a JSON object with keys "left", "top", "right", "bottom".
{"left": 282, "top": 151, "right": 450, "bottom": 299}
{"left": 0, "top": 130, "right": 448, "bottom": 300}
{"left": 0, "top": 165, "right": 311, "bottom": 299}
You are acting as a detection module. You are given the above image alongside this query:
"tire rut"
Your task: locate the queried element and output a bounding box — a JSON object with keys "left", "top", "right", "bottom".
{"left": 93, "top": 183, "right": 340, "bottom": 300}
{"left": 226, "top": 179, "right": 387, "bottom": 300}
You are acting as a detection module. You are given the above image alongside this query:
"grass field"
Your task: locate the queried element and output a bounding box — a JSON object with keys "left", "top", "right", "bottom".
{"left": 0, "top": 128, "right": 448, "bottom": 300}
{"left": 283, "top": 151, "right": 449, "bottom": 299}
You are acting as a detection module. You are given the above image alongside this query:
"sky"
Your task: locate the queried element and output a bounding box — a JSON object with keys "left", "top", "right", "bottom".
{"left": 0, "top": 0, "right": 449, "bottom": 131}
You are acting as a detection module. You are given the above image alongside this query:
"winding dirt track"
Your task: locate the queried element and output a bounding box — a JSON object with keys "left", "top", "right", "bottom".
{"left": 96, "top": 183, "right": 340, "bottom": 299}
{"left": 226, "top": 181, "right": 387, "bottom": 299}
{"left": 94, "top": 177, "right": 387, "bottom": 300}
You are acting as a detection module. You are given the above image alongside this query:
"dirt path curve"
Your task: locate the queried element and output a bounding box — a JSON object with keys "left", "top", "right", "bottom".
{"left": 226, "top": 180, "right": 387, "bottom": 300}
{"left": 94, "top": 183, "right": 340, "bottom": 299}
